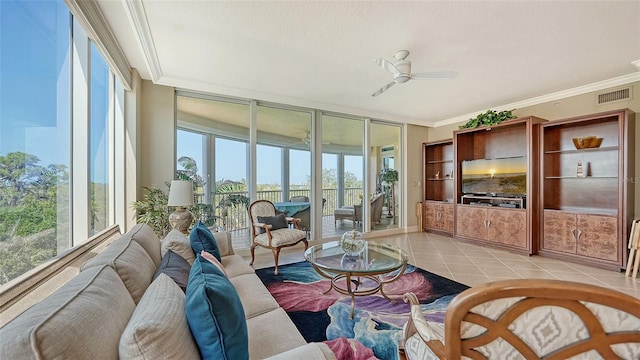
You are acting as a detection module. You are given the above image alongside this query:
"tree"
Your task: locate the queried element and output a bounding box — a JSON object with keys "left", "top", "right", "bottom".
{"left": 0, "top": 152, "right": 43, "bottom": 207}
{"left": 176, "top": 156, "right": 205, "bottom": 187}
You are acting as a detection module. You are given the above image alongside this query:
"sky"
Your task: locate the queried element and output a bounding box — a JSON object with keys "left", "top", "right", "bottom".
{"left": 1, "top": 0, "right": 110, "bottom": 183}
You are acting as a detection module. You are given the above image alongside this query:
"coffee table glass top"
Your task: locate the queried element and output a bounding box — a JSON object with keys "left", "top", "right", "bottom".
{"left": 304, "top": 241, "right": 408, "bottom": 274}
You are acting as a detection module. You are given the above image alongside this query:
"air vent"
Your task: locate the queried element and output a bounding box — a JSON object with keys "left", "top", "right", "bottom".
{"left": 597, "top": 88, "right": 631, "bottom": 105}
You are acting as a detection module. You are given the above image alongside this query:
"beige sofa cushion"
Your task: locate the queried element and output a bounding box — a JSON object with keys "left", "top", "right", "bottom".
{"left": 119, "top": 274, "right": 200, "bottom": 360}
{"left": 0, "top": 265, "right": 135, "bottom": 360}
{"left": 211, "top": 229, "right": 234, "bottom": 256}
{"left": 230, "top": 273, "right": 280, "bottom": 319}
{"left": 264, "top": 343, "right": 337, "bottom": 360}
{"left": 221, "top": 254, "right": 255, "bottom": 278}
{"left": 161, "top": 229, "right": 196, "bottom": 264}
{"left": 123, "top": 223, "right": 162, "bottom": 267}
{"left": 80, "top": 236, "right": 156, "bottom": 303}
{"left": 246, "top": 307, "right": 307, "bottom": 359}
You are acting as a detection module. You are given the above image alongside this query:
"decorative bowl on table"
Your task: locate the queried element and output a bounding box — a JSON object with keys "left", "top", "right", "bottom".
{"left": 340, "top": 230, "right": 366, "bottom": 256}
{"left": 572, "top": 136, "right": 603, "bottom": 149}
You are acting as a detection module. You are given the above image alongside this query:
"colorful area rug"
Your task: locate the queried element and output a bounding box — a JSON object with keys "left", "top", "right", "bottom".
{"left": 255, "top": 261, "right": 469, "bottom": 360}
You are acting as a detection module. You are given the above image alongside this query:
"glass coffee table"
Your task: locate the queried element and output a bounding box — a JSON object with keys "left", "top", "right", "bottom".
{"left": 304, "top": 241, "right": 408, "bottom": 319}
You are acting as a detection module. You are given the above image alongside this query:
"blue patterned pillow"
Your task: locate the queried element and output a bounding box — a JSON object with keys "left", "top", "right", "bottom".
{"left": 185, "top": 256, "right": 248, "bottom": 360}
{"left": 189, "top": 221, "right": 221, "bottom": 261}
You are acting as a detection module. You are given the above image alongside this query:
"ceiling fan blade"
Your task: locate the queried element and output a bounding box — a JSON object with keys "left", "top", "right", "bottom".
{"left": 374, "top": 58, "right": 400, "bottom": 78}
{"left": 411, "top": 70, "right": 459, "bottom": 79}
{"left": 371, "top": 81, "right": 396, "bottom": 97}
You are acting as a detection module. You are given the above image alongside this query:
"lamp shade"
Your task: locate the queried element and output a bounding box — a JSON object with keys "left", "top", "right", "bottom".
{"left": 167, "top": 180, "right": 194, "bottom": 207}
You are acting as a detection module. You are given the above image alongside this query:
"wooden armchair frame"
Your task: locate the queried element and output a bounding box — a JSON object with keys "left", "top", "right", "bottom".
{"left": 404, "top": 279, "right": 640, "bottom": 359}
{"left": 248, "top": 200, "right": 308, "bottom": 275}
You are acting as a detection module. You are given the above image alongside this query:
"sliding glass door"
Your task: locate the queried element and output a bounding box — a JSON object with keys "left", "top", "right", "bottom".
{"left": 321, "top": 115, "right": 363, "bottom": 237}
{"left": 370, "top": 122, "right": 402, "bottom": 232}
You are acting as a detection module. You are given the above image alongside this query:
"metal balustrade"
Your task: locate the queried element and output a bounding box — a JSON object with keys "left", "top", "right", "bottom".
{"left": 209, "top": 188, "right": 363, "bottom": 232}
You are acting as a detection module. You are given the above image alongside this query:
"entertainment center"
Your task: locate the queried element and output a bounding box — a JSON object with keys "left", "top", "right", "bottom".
{"left": 422, "top": 109, "right": 636, "bottom": 270}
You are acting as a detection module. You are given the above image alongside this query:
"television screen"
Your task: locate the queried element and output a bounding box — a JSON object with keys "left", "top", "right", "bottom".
{"left": 461, "top": 157, "right": 527, "bottom": 196}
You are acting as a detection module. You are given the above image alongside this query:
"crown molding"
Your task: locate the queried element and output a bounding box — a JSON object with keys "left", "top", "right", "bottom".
{"left": 65, "top": 0, "right": 132, "bottom": 90}
{"left": 433, "top": 72, "right": 640, "bottom": 128}
{"left": 124, "top": 0, "right": 162, "bottom": 82}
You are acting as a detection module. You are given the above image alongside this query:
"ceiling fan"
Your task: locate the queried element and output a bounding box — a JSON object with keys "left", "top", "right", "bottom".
{"left": 371, "top": 50, "right": 459, "bottom": 97}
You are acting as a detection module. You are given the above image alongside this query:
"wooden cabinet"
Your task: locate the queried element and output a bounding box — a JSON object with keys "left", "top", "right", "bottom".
{"left": 543, "top": 210, "right": 618, "bottom": 262}
{"left": 456, "top": 206, "right": 527, "bottom": 249}
{"left": 453, "top": 116, "right": 545, "bottom": 254}
{"left": 424, "top": 201, "right": 453, "bottom": 233}
{"left": 539, "top": 109, "right": 634, "bottom": 270}
{"left": 423, "top": 139, "right": 454, "bottom": 234}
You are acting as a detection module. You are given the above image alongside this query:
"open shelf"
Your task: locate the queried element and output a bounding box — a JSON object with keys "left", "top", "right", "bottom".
{"left": 423, "top": 139, "right": 455, "bottom": 234}
{"left": 544, "top": 146, "right": 618, "bottom": 154}
{"left": 539, "top": 109, "right": 635, "bottom": 269}
{"left": 544, "top": 176, "right": 618, "bottom": 179}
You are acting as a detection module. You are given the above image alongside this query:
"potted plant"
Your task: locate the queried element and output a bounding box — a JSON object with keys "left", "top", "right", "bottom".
{"left": 131, "top": 184, "right": 172, "bottom": 237}
{"left": 381, "top": 169, "right": 398, "bottom": 219}
{"left": 459, "top": 109, "right": 516, "bottom": 129}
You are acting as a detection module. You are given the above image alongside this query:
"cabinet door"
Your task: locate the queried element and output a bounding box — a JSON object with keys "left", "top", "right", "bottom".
{"left": 440, "top": 203, "right": 454, "bottom": 232}
{"left": 576, "top": 214, "right": 618, "bottom": 262}
{"left": 487, "top": 208, "right": 527, "bottom": 248}
{"left": 424, "top": 202, "right": 439, "bottom": 230}
{"left": 456, "top": 206, "right": 487, "bottom": 240}
{"left": 542, "top": 210, "right": 577, "bottom": 254}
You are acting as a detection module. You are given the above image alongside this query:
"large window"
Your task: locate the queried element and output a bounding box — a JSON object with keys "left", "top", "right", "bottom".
{"left": 0, "top": 0, "right": 122, "bottom": 285}
{"left": 176, "top": 92, "right": 402, "bottom": 246}
{"left": 90, "top": 43, "right": 110, "bottom": 235}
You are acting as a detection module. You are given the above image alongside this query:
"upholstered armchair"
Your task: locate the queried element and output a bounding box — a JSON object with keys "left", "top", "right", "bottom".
{"left": 289, "top": 195, "right": 309, "bottom": 202}
{"left": 403, "top": 279, "right": 640, "bottom": 359}
{"left": 248, "top": 200, "right": 308, "bottom": 275}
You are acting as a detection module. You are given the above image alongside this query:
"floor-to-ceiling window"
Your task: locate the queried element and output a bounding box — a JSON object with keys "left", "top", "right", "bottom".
{"left": 0, "top": 0, "right": 123, "bottom": 285}
{"left": 89, "top": 43, "right": 110, "bottom": 235}
{"left": 370, "top": 122, "right": 402, "bottom": 231}
{"left": 321, "top": 115, "right": 364, "bottom": 237}
{"left": 176, "top": 95, "right": 251, "bottom": 245}
{"left": 175, "top": 92, "right": 402, "bottom": 248}
{"left": 256, "top": 105, "right": 311, "bottom": 203}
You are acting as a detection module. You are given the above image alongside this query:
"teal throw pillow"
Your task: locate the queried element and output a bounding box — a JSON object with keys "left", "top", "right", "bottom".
{"left": 189, "top": 221, "right": 221, "bottom": 261}
{"left": 185, "top": 256, "right": 248, "bottom": 360}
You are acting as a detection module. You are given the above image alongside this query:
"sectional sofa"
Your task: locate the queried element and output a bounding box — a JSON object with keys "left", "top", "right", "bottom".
{"left": 0, "top": 223, "right": 335, "bottom": 359}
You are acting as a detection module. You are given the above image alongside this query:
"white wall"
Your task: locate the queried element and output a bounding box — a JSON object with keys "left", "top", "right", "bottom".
{"left": 404, "top": 124, "right": 429, "bottom": 228}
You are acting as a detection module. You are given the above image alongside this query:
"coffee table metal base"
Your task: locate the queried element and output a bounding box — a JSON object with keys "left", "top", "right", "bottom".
{"left": 311, "top": 263, "right": 408, "bottom": 319}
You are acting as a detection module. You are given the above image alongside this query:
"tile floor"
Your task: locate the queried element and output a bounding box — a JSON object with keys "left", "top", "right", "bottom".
{"left": 237, "top": 230, "right": 640, "bottom": 299}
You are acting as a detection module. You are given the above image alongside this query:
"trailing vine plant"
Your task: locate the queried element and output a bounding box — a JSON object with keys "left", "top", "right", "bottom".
{"left": 459, "top": 109, "right": 517, "bottom": 129}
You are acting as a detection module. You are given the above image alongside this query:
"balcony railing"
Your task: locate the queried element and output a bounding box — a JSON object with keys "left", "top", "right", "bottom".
{"left": 210, "top": 188, "right": 363, "bottom": 232}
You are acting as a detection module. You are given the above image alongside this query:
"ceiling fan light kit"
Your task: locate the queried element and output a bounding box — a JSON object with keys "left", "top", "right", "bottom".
{"left": 371, "top": 50, "right": 458, "bottom": 97}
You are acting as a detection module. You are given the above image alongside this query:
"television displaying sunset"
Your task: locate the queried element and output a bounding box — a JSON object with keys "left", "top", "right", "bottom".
{"left": 462, "top": 157, "right": 527, "bottom": 195}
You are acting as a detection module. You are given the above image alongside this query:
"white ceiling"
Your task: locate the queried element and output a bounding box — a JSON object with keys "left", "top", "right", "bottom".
{"left": 97, "top": 1, "right": 640, "bottom": 127}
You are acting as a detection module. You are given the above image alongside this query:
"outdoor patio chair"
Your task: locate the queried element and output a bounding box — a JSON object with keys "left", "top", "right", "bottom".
{"left": 334, "top": 193, "right": 384, "bottom": 228}
{"left": 402, "top": 279, "right": 640, "bottom": 360}
{"left": 248, "top": 200, "right": 308, "bottom": 275}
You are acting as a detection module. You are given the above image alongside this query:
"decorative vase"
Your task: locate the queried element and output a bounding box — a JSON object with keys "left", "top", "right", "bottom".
{"left": 340, "top": 230, "right": 365, "bottom": 256}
